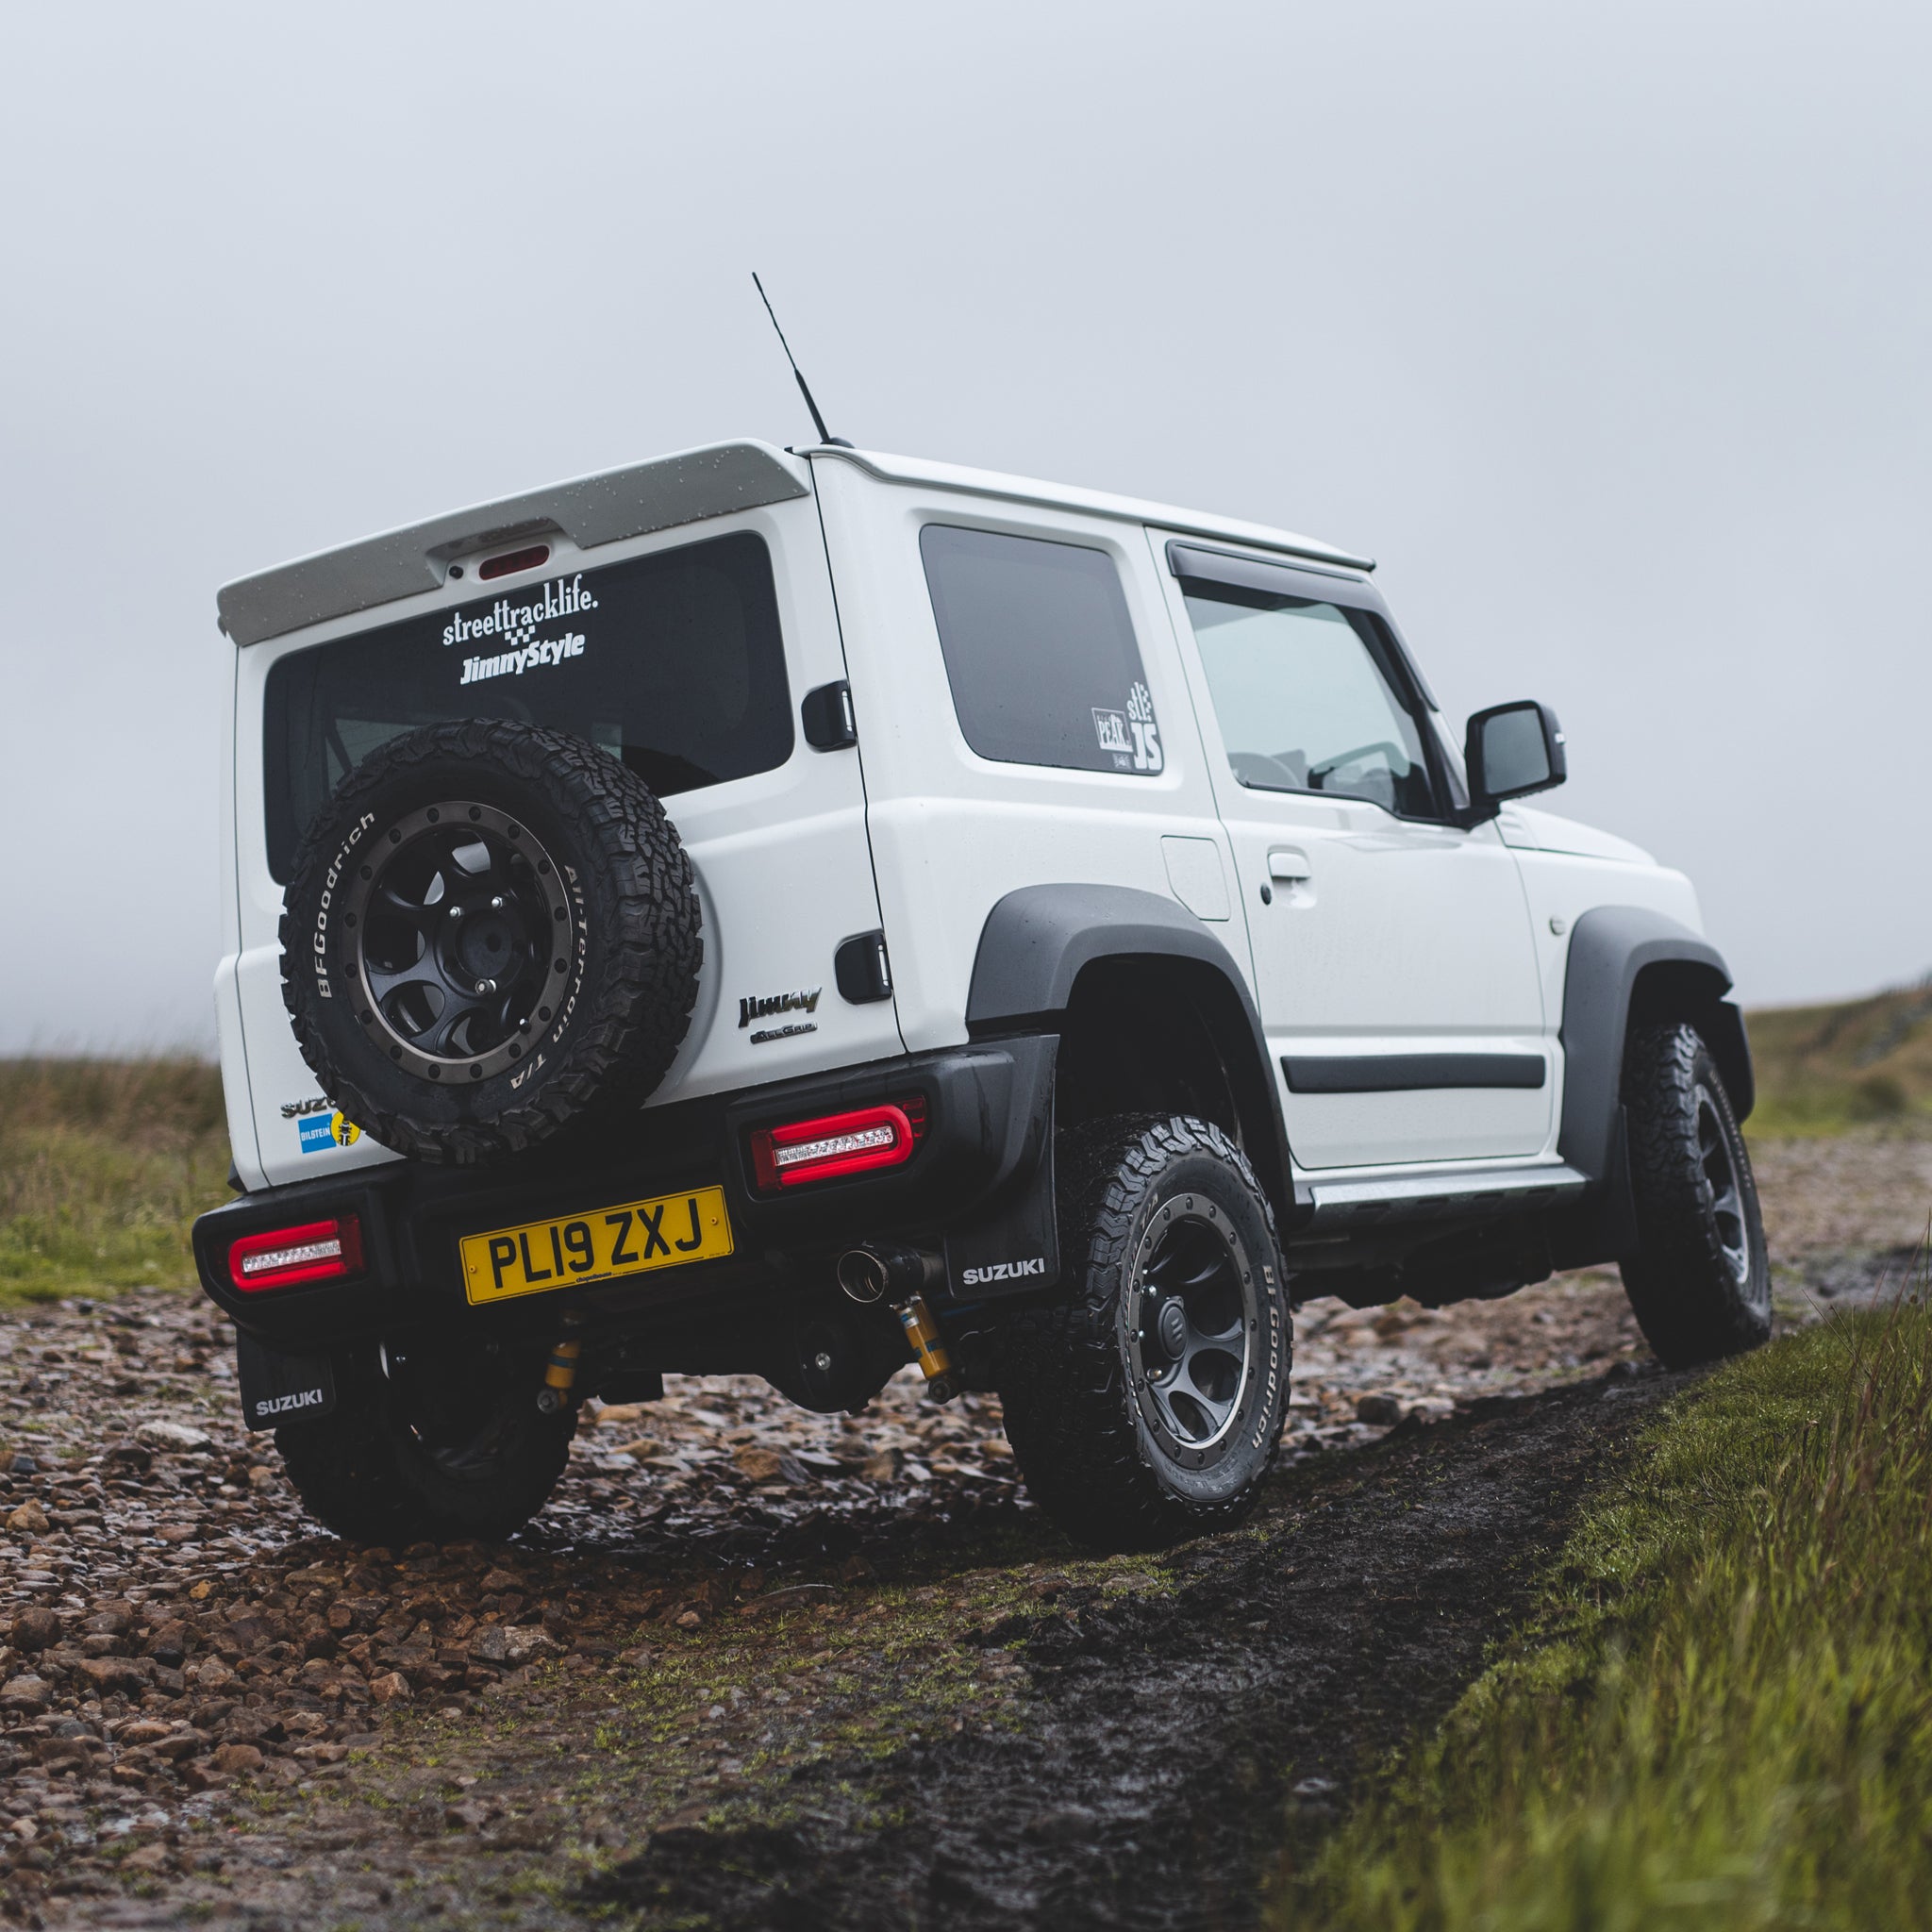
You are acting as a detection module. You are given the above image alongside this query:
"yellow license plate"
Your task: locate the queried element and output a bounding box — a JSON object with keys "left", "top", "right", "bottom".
{"left": 460, "top": 1186, "right": 734, "bottom": 1305}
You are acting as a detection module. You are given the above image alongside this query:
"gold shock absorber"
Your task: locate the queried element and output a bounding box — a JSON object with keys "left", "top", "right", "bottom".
{"left": 895, "top": 1294, "right": 959, "bottom": 1401}
{"left": 537, "top": 1315, "right": 583, "bottom": 1413}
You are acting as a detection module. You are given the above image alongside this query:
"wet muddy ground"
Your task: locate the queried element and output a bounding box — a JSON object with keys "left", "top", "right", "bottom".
{"left": 0, "top": 1133, "right": 1923, "bottom": 1928}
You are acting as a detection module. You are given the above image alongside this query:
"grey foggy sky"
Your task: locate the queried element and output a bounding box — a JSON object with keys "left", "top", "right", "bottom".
{"left": 1, "top": 0, "right": 1927, "bottom": 1052}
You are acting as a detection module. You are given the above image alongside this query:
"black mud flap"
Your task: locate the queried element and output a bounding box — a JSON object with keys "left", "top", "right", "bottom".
{"left": 235, "top": 1332, "right": 338, "bottom": 1432}
{"left": 942, "top": 1118, "right": 1059, "bottom": 1300}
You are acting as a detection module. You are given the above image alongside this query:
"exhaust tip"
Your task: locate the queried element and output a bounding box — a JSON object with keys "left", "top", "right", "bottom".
{"left": 837, "top": 1248, "right": 890, "bottom": 1305}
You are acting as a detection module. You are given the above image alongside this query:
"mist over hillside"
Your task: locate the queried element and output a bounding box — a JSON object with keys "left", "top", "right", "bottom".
{"left": 1748, "top": 976, "right": 1932, "bottom": 1134}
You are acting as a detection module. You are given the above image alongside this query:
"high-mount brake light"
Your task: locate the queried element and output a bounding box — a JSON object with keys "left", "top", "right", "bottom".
{"left": 749, "top": 1100, "right": 925, "bottom": 1192}
{"left": 478, "top": 543, "right": 551, "bottom": 580}
{"left": 227, "top": 1216, "right": 365, "bottom": 1292}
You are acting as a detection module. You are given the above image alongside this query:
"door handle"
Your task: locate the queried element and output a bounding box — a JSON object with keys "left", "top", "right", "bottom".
{"left": 1267, "top": 848, "right": 1311, "bottom": 882}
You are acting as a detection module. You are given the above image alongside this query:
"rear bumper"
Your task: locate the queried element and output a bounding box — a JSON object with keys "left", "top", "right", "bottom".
{"left": 192, "top": 1038, "right": 1054, "bottom": 1352}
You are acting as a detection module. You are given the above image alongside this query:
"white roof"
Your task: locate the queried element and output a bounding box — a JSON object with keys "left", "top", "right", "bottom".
{"left": 812, "top": 444, "right": 1374, "bottom": 575}
{"left": 216, "top": 436, "right": 1371, "bottom": 646}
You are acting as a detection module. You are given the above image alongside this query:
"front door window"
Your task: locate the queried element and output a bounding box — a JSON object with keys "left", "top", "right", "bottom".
{"left": 1184, "top": 590, "right": 1439, "bottom": 818}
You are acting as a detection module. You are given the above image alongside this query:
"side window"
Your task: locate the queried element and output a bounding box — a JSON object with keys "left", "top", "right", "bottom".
{"left": 921, "top": 525, "right": 1164, "bottom": 776}
{"left": 1180, "top": 586, "right": 1440, "bottom": 818}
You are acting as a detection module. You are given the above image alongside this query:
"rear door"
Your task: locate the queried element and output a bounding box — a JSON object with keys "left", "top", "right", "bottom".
{"left": 1155, "top": 539, "right": 1551, "bottom": 1171}
{"left": 230, "top": 495, "right": 896, "bottom": 1188}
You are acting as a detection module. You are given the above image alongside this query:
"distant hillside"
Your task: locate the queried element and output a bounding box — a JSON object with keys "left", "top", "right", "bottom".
{"left": 0, "top": 1058, "right": 228, "bottom": 1300}
{"left": 1746, "top": 978, "right": 1932, "bottom": 1135}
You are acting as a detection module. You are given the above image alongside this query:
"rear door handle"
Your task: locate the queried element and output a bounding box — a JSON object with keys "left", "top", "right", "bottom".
{"left": 1268, "top": 848, "right": 1311, "bottom": 882}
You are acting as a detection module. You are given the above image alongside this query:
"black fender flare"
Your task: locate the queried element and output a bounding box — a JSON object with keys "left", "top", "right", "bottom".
{"left": 1557, "top": 905, "right": 1753, "bottom": 1183}
{"left": 966, "top": 884, "right": 1298, "bottom": 1223}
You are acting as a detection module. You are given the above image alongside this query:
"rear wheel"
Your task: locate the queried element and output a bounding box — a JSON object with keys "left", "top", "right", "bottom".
{"left": 998, "top": 1115, "right": 1291, "bottom": 1551}
{"left": 1620, "top": 1021, "right": 1771, "bottom": 1368}
{"left": 275, "top": 1341, "right": 575, "bottom": 1545}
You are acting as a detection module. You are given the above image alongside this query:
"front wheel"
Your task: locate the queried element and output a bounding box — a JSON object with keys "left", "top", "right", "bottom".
{"left": 998, "top": 1115, "right": 1292, "bottom": 1551}
{"left": 275, "top": 1341, "right": 575, "bottom": 1545}
{"left": 1619, "top": 1021, "right": 1771, "bottom": 1368}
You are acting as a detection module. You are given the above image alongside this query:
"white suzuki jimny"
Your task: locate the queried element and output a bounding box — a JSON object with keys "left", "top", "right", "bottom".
{"left": 193, "top": 439, "right": 1768, "bottom": 1551}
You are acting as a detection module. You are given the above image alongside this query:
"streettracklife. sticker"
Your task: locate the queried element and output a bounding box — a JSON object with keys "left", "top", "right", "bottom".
{"left": 446, "top": 573, "right": 598, "bottom": 687}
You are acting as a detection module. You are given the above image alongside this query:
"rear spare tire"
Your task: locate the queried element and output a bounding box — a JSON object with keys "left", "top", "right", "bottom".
{"left": 280, "top": 719, "right": 701, "bottom": 1165}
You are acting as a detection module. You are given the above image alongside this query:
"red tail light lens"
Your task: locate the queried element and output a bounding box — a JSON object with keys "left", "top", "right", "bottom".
{"left": 478, "top": 542, "right": 551, "bottom": 580}
{"left": 227, "top": 1216, "right": 365, "bottom": 1292}
{"left": 749, "top": 1102, "right": 924, "bottom": 1191}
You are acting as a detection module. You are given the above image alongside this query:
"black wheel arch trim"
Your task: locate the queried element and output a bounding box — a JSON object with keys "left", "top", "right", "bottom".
{"left": 1557, "top": 905, "right": 1754, "bottom": 1184}
{"left": 966, "top": 883, "right": 1301, "bottom": 1225}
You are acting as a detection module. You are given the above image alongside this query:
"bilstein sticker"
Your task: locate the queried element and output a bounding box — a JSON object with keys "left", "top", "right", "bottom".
{"left": 299, "top": 1111, "right": 361, "bottom": 1155}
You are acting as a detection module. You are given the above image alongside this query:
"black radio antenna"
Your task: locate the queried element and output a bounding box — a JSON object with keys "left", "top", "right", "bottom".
{"left": 752, "top": 272, "right": 852, "bottom": 448}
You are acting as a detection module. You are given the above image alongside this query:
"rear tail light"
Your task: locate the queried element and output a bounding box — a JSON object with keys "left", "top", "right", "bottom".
{"left": 227, "top": 1216, "right": 365, "bottom": 1292}
{"left": 749, "top": 1099, "right": 926, "bottom": 1191}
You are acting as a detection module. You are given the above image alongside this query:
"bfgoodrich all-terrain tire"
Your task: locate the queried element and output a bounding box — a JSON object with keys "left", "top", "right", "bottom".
{"left": 280, "top": 720, "right": 701, "bottom": 1165}
{"left": 1619, "top": 1021, "right": 1771, "bottom": 1368}
{"left": 275, "top": 1342, "right": 575, "bottom": 1545}
{"left": 998, "top": 1115, "right": 1291, "bottom": 1552}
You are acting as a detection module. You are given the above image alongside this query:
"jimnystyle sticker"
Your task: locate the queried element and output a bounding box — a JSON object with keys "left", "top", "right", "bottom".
{"left": 444, "top": 574, "right": 598, "bottom": 687}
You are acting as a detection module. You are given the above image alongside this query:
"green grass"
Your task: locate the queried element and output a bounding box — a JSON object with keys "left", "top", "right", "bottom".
{"left": 1746, "top": 979, "right": 1932, "bottom": 1135}
{"left": 1273, "top": 1265, "right": 1932, "bottom": 1932}
{"left": 0, "top": 1058, "right": 231, "bottom": 1301}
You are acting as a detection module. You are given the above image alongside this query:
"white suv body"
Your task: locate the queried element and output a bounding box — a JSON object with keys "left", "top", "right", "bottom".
{"left": 192, "top": 435, "right": 1759, "bottom": 1549}
{"left": 216, "top": 439, "right": 1704, "bottom": 1202}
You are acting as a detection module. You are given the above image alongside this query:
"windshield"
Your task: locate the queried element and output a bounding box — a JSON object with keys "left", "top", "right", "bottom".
{"left": 262, "top": 531, "right": 792, "bottom": 880}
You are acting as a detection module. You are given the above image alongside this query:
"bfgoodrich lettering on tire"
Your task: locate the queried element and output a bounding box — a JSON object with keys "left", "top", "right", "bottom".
{"left": 279, "top": 720, "right": 701, "bottom": 1165}
{"left": 1619, "top": 1020, "right": 1772, "bottom": 1368}
{"left": 997, "top": 1114, "right": 1291, "bottom": 1551}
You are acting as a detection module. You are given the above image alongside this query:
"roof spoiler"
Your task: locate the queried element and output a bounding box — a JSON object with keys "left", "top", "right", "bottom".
{"left": 216, "top": 441, "right": 810, "bottom": 646}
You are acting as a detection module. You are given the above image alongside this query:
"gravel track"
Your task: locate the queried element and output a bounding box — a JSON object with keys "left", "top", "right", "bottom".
{"left": 0, "top": 1132, "right": 1917, "bottom": 1927}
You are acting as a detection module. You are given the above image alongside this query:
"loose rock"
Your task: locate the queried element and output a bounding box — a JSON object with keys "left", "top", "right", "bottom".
{"left": 135, "top": 1419, "right": 212, "bottom": 1452}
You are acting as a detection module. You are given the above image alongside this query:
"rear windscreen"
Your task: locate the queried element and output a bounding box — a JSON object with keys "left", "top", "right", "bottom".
{"left": 262, "top": 531, "right": 792, "bottom": 880}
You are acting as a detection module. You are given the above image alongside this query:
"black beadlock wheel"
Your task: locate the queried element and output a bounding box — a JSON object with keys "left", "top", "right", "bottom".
{"left": 274, "top": 1343, "right": 575, "bottom": 1545}
{"left": 1619, "top": 1020, "right": 1772, "bottom": 1369}
{"left": 278, "top": 720, "right": 701, "bottom": 1165}
{"left": 997, "top": 1114, "right": 1292, "bottom": 1552}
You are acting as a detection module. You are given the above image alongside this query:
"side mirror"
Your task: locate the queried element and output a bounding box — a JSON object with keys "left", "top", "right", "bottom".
{"left": 1463, "top": 700, "right": 1567, "bottom": 823}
